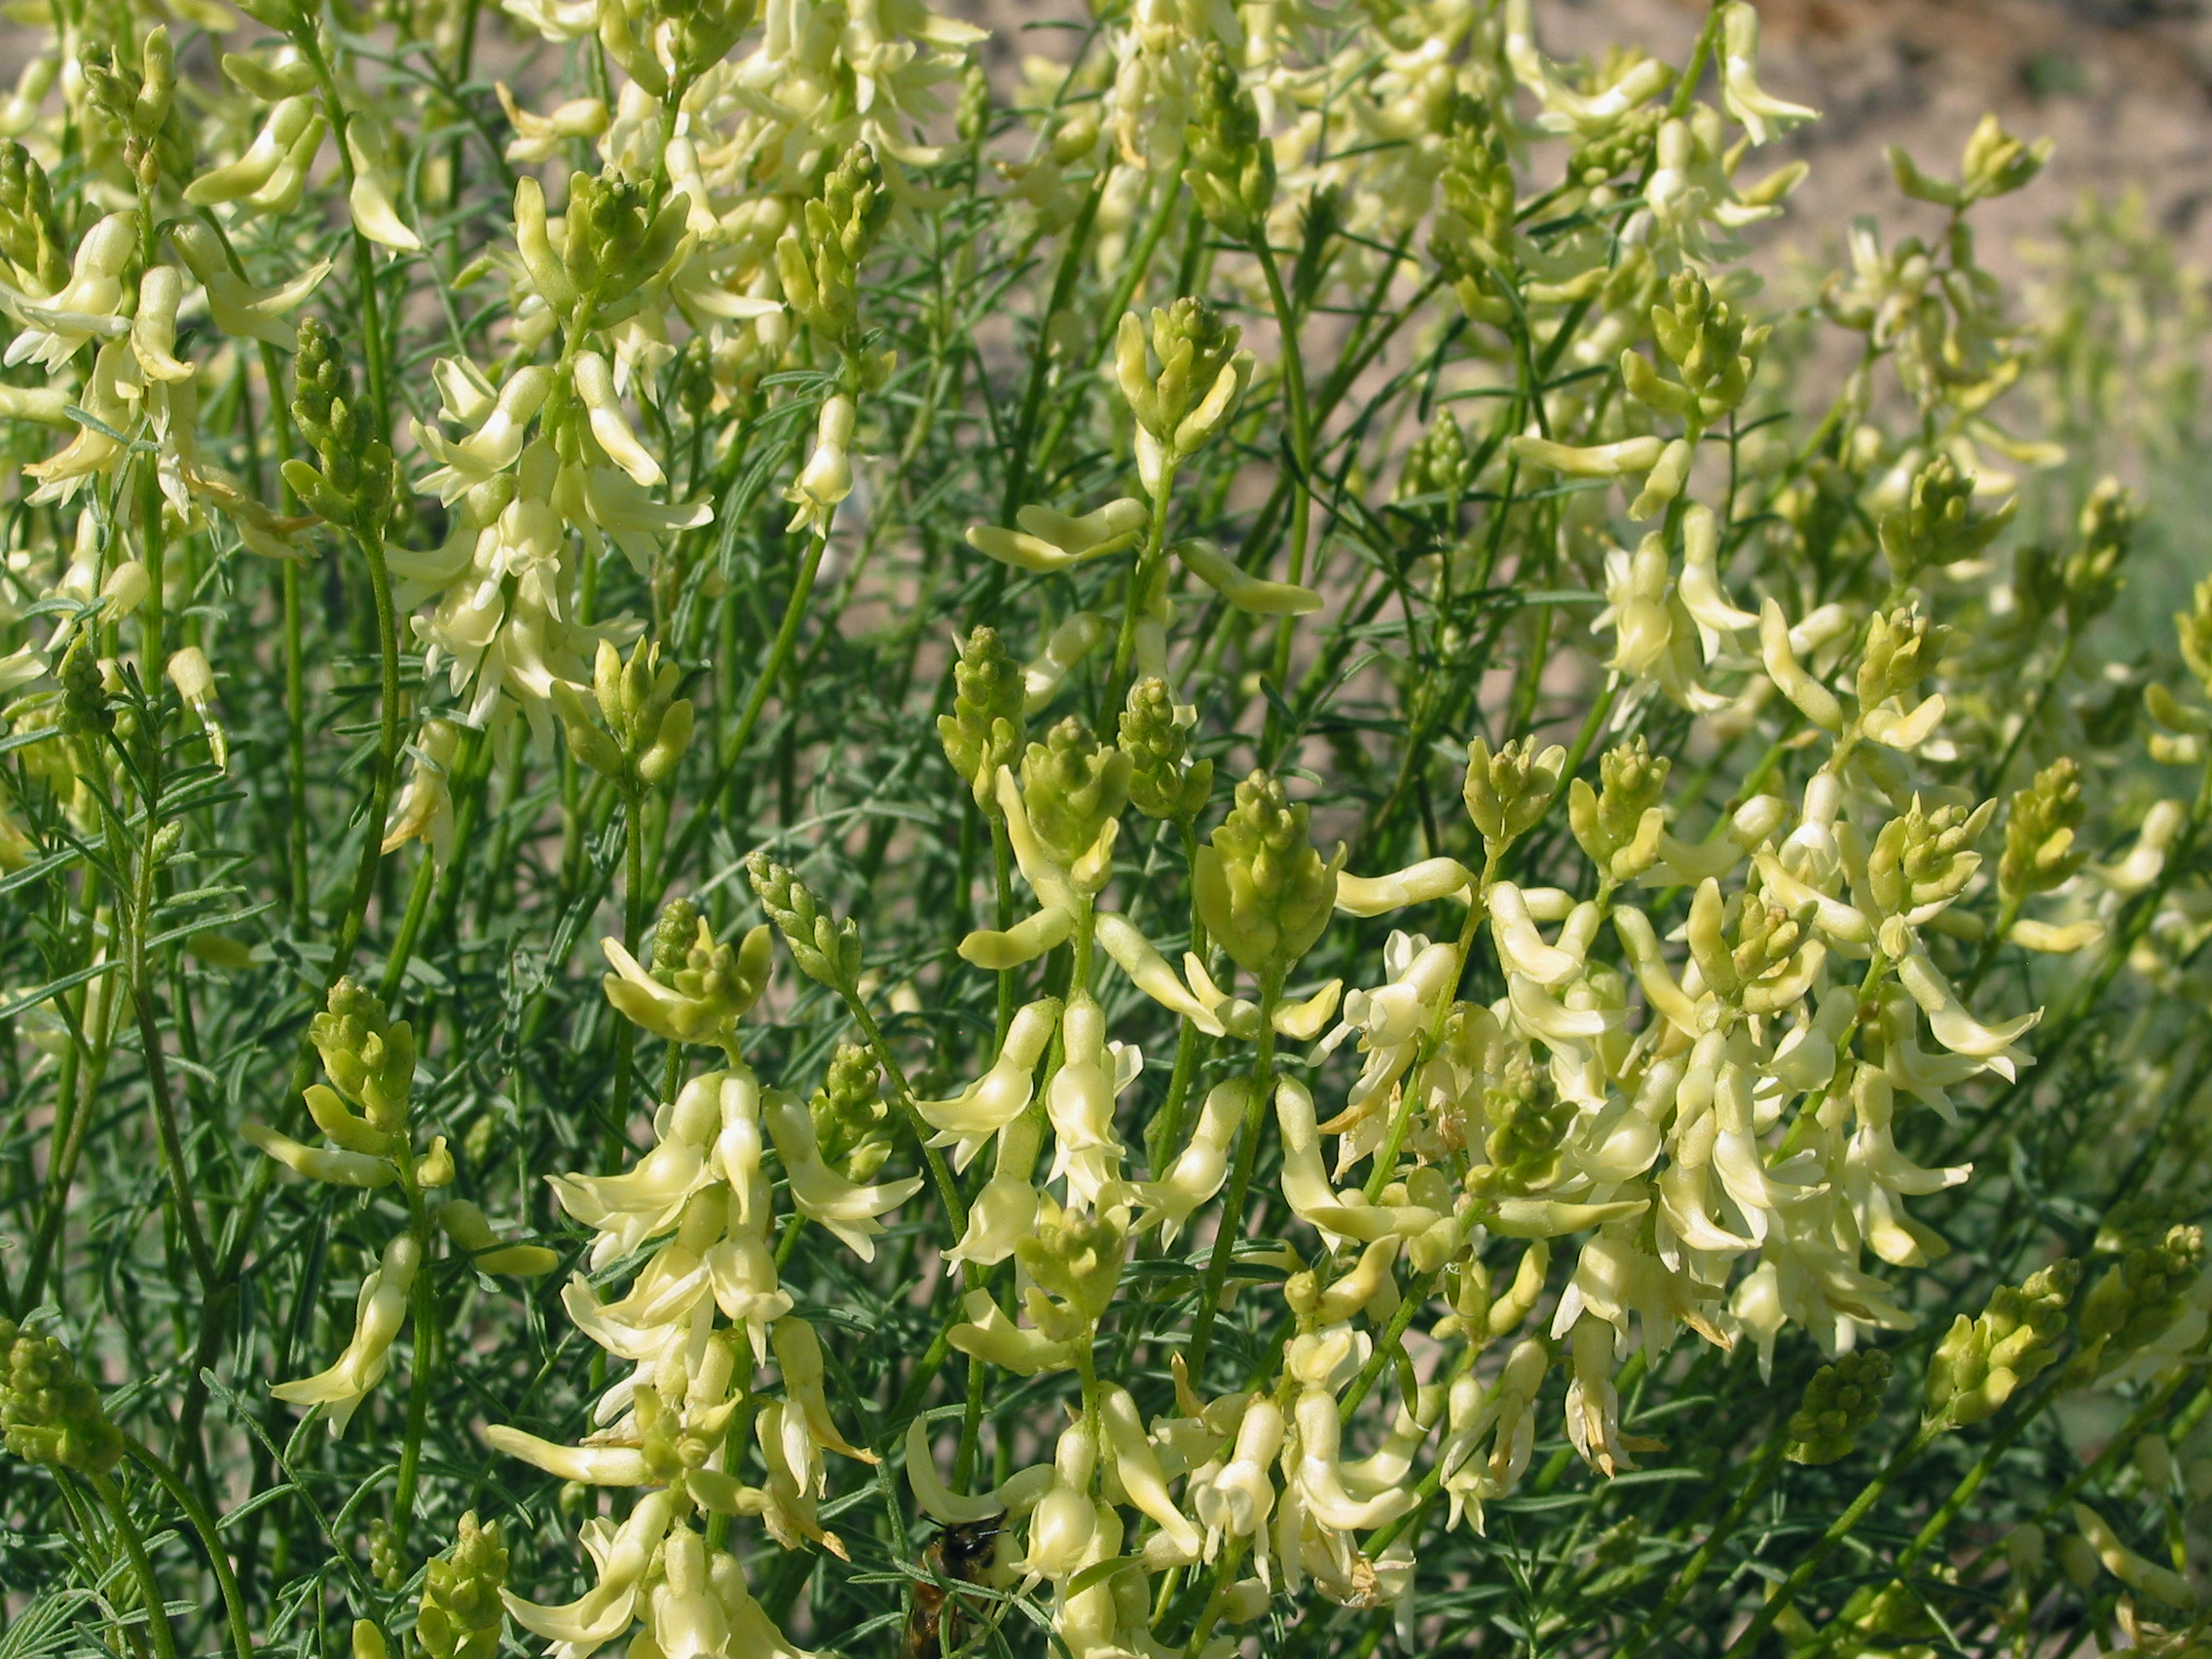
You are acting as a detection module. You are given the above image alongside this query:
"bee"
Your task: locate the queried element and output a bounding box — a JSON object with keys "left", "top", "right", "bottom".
{"left": 902, "top": 1513, "right": 1005, "bottom": 1659}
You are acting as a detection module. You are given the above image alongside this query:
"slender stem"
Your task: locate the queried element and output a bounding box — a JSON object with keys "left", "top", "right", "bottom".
{"left": 1624, "top": 1433, "right": 1788, "bottom": 1654}
{"left": 90, "top": 1468, "right": 183, "bottom": 1659}
{"left": 1255, "top": 237, "right": 1313, "bottom": 709}
{"left": 378, "top": 850, "right": 439, "bottom": 1006}
{"left": 1184, "top": 976, "right": 1281, "bottom": 1383}
{"left": 717, "top": 528, "right": 830, "bottom": 793}
{"left": 389, "top": 1236, "right": 436, "bottom": 1553}
{"left": 1716, "top": 1423, "right": 1939, "bottom": 1659}
{"left": 1105, "top": 472, "right": 1176, "bottom": 721}
{"left": 844, "top": 996, "right": 966, "bottom": 1236}
{"left": 329, "top": 528, "right": 406, "bottom": 977}
{"left": 124, "top": 1437, "right": 256, "bottom": 1659}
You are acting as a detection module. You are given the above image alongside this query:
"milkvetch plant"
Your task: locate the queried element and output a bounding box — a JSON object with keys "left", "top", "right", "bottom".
{"left": 4, "top": 1, "right": 2211, "bottom": 1657}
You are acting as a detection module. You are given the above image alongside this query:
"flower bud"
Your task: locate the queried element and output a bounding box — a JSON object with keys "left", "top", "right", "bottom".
{"left": 0, "top": 1317, "right": 124, "bottom": 1473}
{"left": 1463, "top": 736, "right": 1566, "bottom": 857}
{"left": 810, "top": 1043, "right": 895, "bottom": 1182}
{"left": 1568, "top": 737, "right": 1670, "bottom": 885}
{"left": 1856, "top": 608, "right": 1951, "bottom": 710}
{"left": 1926, "top": 1260, "right": 2078, "bottom": 1428}
{"left": 1785, "top": 1348, "right": 1894, "bottom": 1464}
{"left": 2076, "top": 1225, "right": 2206, "bottom": 1376}
{"left": 2058, "top": 479, "right": 2134, "bottom": 630}
{"left": 747, "top": 852, "right": 862, "bottom": 993}
{"left": 418, "top": 1512, "right": 509, "bottom": 1659}
{"left": 1998, "top": 758, "right": 2086, "bottom": 905}
{"left": 1195, "top": 770, "right": 1343, "bottom": 981}
{"left": 1958, "top": 114, "right": 2052, "bottom": 203}
{"left": 1868, "top": 796, "right": 1991, "bottom": 918}
{"left": 312, "top": 977, "right": 416, "bottom": 1133}
{"left": 1019, "top": 717, "right": 1131, "bottom": 878}
{"left": 1117, "top": 299, "right": 1254, "bottom": 487}
{"left": 1878, "top": 455, "right": 2013, "bottom": 587}
{"left": 0, "top": 140, "right": 69, "bottom": 291}
{"left": 1182, "top": 41, "right": 1273, "bottom": 240}
{"left": 288, "top": 317, "right": 398, "bottom": 538}
{"left": 939, "top": 626, "right": 1028, "bottom": 813}
{"left": 1120, "top": 677, "right": 1213, "bottom": 824}
{"left": 1014, "top": 1195, "right": 1127, "bottom": 1329}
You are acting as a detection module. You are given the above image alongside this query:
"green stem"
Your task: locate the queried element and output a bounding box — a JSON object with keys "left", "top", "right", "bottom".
{"left": 844, "top": 996, "right": 966, "bottom": 1237}
{"left": 389, "top": 1229, "right": 436, "bottom": 1553}
{"left": 1105, "top": 471, "right": 1176, "bottom": 722}
{"left": 1254, "top": 237, "right": 1313, "bottom": 713}
{"left": 124, "top": 1436, "right": 256, "bottom": 1659}
{"left": 717, "top": 528, "right": 830, "bottom": 795}
{"left": 1184, "top": 976, "right": 1281, "bottom": 1383}
{"left": 90, "top": 1468, "right": 183, "bottom": 1659}
{"left": 329, "top": 528, "right": 405, "bottom": 979}
{"left": 1716, "top": 1423, "right": 1939, "bottom": 1659}
{"left": 378, "top": 849, "right": 439, "bottom": 1006}
{"left": 1624, "top": 1433, "right": 1788, "bottom": 1654}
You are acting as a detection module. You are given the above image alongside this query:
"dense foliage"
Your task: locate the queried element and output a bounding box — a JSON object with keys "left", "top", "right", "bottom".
{"left": 2, "top": 3, "right": 2209, "bottom": 1659}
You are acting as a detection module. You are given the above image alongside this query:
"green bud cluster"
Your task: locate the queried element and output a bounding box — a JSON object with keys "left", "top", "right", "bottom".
{"left": 1568, "top": 737, "right": 1670, "bottom": 887}
{"left": 550, "top": 639, "right": 694, "bottom": 793}
{"left": 938, "top": 627, "right": 1027, "bottom": 814}
{"left": 620, "top": 898, "right": 773, "bottom": 1045}
{"left": 565, "top": 169, "right": 688, "bottom": 327}
{"left": 57, "top": 635, "right": 113, "bottom": 742}
{"left": 1015, "top": 1198, "right": 1126, "bottom": 1331}
{"left": 2074, "top": 1225, "right": 2206, "bottom": 1377}
{"left": 1926, "top": 1259, "right": 2078, "bottom": 1429}
{"left": 1856, "top": 608, "right": 1951, "bottom": 708}
{"left": 1890, "top": 115, "right": 2051, "bottom": 208}
{"left": 367, "top": 1517, "right": 405, "bottom": 1589}
{"left": 1482, "top": 1067, "right": 1573, "bottom": 1195}
{"left": 1868, "top": 797, "right": 1992, "bottom": 917}
{"left": 778, "top": 142, "right": 890, "bottom": 348}
{"left": 1723, "top": 895, "right": 1814, "bottom": 994}
{"left": 651, "top": 898, "right": 706, "bottom": 977}
{"left": 0, "top": 1317, "right": 123, "bottom": 1474}
{"left": 286, "top": 318, "right": 400, "bottom": 540}
{"left": 747, "top": 851, "right": 862, "bottom": 993}
{"left": 601, "top": 0, "right": 752, "bottom": 93}
{"left": 1877, "top": 455, "right": 2014, "bottom": 587}
{"left": 1997, "top": 758, "right": 2085, "bottom": 905}
{"left": 1430, "top": 95, "right": 1517, "bottom": 322}
{"left": 956, "top": 58, "right": 991, "bottom": 145}
{"left": 810, "top": 1044, "right": 895, "bottom": 1183}
{"left": 1623, "top": 270, "right": 1770, "bottom": 435}
{"left": 79, "top": 28, "right": 184, "bottom": 188}
{"left": 1120, "top": 678, "right": 1213, "bottom": 825}
{"left": 1397, "top": 407, "right": 1471, "bottom": 503}
{"left": 1786, "top": 1349, "right": 1895, "bottom": 1464}
{"left": 313, "top": 977, "right": 417, "bottom": 1136}
{"left": 2057, "top": 478, "right": 2135, "bottom": 630}
{"left": 1183, "top": 41, "right": 1274, "bottom": 241}
{"left": 1195, "top": 769, "right": 1342, "bottom": 980}
{"left": 417, "top": 1511, "right": 509, "bottom": 1659}
{"left": 2176, "top": 575, "right": 2212, "bottom": 697}
{"left": 1021, "top": 717, "right": 1131, "bottom": 869}
{"left": 0, "top": 141, "right": 68, "bottom": 292}
{"left": 1567, "top": 105, "right": 1662, "bottom": 192}
{"left": 1463, "top": 736, "right": 1565, "bottom": 858}
{"left": 1116, "top": 297, "right": 1253, "bottom": 485}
